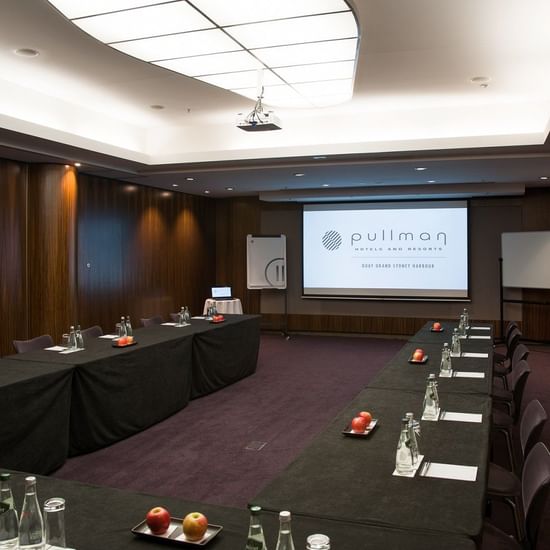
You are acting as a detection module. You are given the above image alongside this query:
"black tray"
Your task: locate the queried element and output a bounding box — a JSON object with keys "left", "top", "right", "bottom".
{"left": 342, "top": 418, "right": 378, "bottom": 437}
{"left": 112, "top": 339, "right": 138, "bottom": 348}
{"left": 132, "top": 517, "right": 222, "bottom": 546}
{"left": 408, "top": 354, "right": 428, "bottom": 364}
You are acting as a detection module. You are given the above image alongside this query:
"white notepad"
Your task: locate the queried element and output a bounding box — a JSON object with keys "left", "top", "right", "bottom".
{"left": 440, "top": 411, "right": 483, "bottom": 423}
{"left": 468, "top": 335, "right": 491, "bottom": 340}
{"left": 470, "top": 326, "right": 491, "bottom": 330}
{"left": 99, "top": 334, "right": 118, "bottom": 339}
{"left": 59, "top": 348, "right": 83, "bottom": 354}
{"left": 453, "top": 371, "right": 485, "bottom": 379}
{"left": 423, "top": 463, "right": 478, "bottom": 482}
{"left": 462, "top": 352, "right": 489, "bottom": 358}
{"left": 161, "top": 322, "right": 176, "bottom": 326}
{"left": 45, "top": 345, "right": 66, "bottom": 351}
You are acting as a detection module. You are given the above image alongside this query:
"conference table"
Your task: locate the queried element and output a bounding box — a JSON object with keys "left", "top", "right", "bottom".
{"left": 0, "top": 359, "right": 73, "bottom": 473}
{"left": 253, "top": 320, "right": 494, "bottom": 544}
{"left": 1, "top": 315, "right": 260, "bottom": 464}
{"left": 4, "top": 469, "right": 476, "bottom": 550}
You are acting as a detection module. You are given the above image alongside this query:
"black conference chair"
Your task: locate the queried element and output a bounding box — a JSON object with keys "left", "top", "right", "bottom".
{"left": 492, "top": 359, "right": 531, "bottom": 471}
{"left": 81, "top": 325, "right": 103, "bottom": 339}
{"left": 13, "top": 334, "right": 54, "bottom": 353}
{"left": 487, "top": 400, "right": 548, "bottom": 539}
{"left": 481, "top": 442, "right": 550, "bottom": 549}
{"left": 141, "top": 316, "right": 163, "bottom": 327}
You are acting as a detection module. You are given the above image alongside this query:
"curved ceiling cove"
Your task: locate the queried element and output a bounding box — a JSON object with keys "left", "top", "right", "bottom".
{"left": 47, "top": 0, "right": 360, "bottom": 108}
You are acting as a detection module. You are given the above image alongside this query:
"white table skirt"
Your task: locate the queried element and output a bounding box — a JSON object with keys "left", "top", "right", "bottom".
{"left": 203, "top": 298, "right": 243, "bottom": 315}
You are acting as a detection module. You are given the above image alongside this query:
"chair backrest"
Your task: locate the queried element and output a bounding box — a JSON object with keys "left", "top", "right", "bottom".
{"left": 504, "top": 320, "right": 519, "bottom": 341}
{"left": 511, "top": 342, "right": 529, "bottom": 368}
{"left": 520, "top": 400, "right": 548, "bottom": 459}
{"left": 141, "top": 316, "right": 163, "bottom": 327}
{"left": 81, "top": 325, "right": 103, "bottom": 339}
{"left": 522, "top": 442, "right": 550, "bottom": 546}
{"left": 509, "top": 359, "right": 530, "bottom": 419}
{"left": 13, "top": 334, "right": 54, "bottom": 353}
{"left": 506, "top": 327, "right": 522, "bottom": 359}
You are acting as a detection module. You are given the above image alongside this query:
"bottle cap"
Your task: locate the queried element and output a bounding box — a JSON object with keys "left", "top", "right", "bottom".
{"left": 279, "top": 510, "right": 291, "bottom": 521}
{"left": 0, "top": 472, "right": 10, "bottom": 481}
{"left": 307, "top": 533, "right": 330, "bottom": 547}
{"left": 249, "top": 505, "right": 261, "bottom": 514}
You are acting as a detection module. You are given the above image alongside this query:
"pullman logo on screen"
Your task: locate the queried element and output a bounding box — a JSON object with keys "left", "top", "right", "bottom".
{"left": 322, "top": 230, "right": 342, "bottom": 251}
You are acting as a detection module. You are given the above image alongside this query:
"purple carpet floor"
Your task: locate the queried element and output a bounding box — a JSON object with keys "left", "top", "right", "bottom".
{"left": 53, "top": 334, "right": 404, "bottom": 507}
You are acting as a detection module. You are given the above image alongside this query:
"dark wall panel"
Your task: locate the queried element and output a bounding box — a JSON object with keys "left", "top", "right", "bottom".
{"left": 77, "top": 176, "right": 216, "bottom": 332}
{"left": 215, "top": 197, "right": 261, "bottom": 314}
{"left": 0, "top": 160, "right": 28, "bottom": 356}
{"left": 28, "top": 164, "right": 77, "bottom": 345}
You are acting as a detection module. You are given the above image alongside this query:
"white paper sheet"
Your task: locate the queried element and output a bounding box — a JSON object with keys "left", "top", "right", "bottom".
{"left": 453, "top": 371, "right": 485, "bottom": 379}
{"left": 192, "top": 316, "right": 206, "bottom": 319}
{"left": 461, "top": 352, "right": 489, "bottom": 358}
{"left": 161, "top": 322, "right": 176, "bottom": 326}
{"left": 99, "top": 334, "right": 118, "bottom": 339}
{"left": 422, "top": 462, "right": 478, "bottom": 481}
{"left": 468, "top": 335, "right": 491, "bottom": 340}
{"left": 392, "top": 454, "right": 425, "bottom": 477}
{"left": 470, "top": 326, "right": 491, "bottom": 330}
{"left": 45, "top": 346, "right": 66, "bottom": 351}
{"left": 440, "top": 411, "right": 483, "bottom": 423}
{"left": 59, "top": 348, "right": 83, "bottom": 354}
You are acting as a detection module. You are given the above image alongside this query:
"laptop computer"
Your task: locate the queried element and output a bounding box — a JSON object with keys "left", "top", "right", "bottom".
{"left": 211, "top": 286, "right": 233, "bottom": 300}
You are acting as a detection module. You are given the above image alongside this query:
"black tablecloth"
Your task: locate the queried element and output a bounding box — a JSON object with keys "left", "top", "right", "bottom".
{"left": 370, "top": 341, "right": 493, "bottom": 395}
{"left": 3, "top": 470, "right": 475, "bottom": 550}
{"left": 190, "top": 315, "right": 261, "bottom": 398}
{"left": 0, "top": 360, "right": 73, "bottom": 474}
{"left": 252, "top": 386, "right": 491, "bottom": 538}
{"left": 3, "top": 315, "right": 261, "bottom": 455}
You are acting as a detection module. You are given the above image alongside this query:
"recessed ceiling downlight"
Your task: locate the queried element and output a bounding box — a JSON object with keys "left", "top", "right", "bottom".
{"left": 14, "top": 48, "right": 39, "bottom": 57}
{"left": 469, "top": 76, "right": 491, "bottom": 87}
{"left": 150, "top": 104, "right": 165, "bottom": 110}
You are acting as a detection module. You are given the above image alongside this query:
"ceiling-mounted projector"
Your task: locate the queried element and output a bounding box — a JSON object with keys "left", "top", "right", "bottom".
{"left": 236, "top": 87, "right": 282, "bottom": 132}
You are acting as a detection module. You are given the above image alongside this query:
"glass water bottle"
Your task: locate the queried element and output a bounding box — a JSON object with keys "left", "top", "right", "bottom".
{"left": 450, "top": 328, "right": 461, "bottom": 357}
{"left": 422, "top": 376, "right": 439, "bottom": 420}
{"left": 125, "top": 316, "right": 133, "bottom": 337}
{"left": 119, "top": 317, "right": 127, "bottom": 338}
{"left": 68, "top": 326, "right": 77, "bottom": 350}
{"left": 183, "top": 306, "right": 190, "bottom": 324}
{"left": 439, "top": 343, "right": 452, "bottom": 376}
{"left": 0, "top": 473, "right": 18, "bottom": 550}
{"left": 245, "top": 506, "right": 267, "bottom": 550}
{"left": 275, "top": 511, "right": 295, "bottom": 550}
{"left": 405, "top": 412, "right": 420, "bottom": 465}
{"left": 75, "top": 324, "right": 84, "bottom": 349}
{"left": 395, "top": 417, "right": 414, "bottom": 474}
{"left": 18, "top": 476, "right": 44, "bottom": 550}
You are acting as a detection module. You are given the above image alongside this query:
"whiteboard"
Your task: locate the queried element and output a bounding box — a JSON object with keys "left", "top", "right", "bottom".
{"left": 247, "top": 235, "right": 287, "bottom": 289}
{"left": 501, "top": 231, "right": 550, "bottom": 289}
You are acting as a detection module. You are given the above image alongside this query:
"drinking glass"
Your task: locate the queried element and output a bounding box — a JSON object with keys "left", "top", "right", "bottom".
{"left": 44, "top": 497, "right": 66, "bottom": 548}
{"left": 61, "top": 334, "right": 70, "bottom": 349}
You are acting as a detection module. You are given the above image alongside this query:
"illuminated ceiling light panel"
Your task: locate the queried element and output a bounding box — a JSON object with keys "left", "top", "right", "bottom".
{"left": 224, "top": 12, "right": 357, "bottom": 49}
{"left": 47, "top": 0, "right": 156, "bottom": 19}
{"left": 274, "top": 61, "right": 355, "bottom": 84}
{"left": 46, "top": 0, "right": 359, "bottom": 108}
{"left": 252, "top": 39, "right": 358, "bottom": 67}
{"left": 197, "top": 69, "right": 284, "bottom": 90}
{"left": 155, "top": 51, "right": 264, "bottom": 77}
{"left": 190, "top": 0, "right": 351, "bottom": 26}
{"left": 72, "top": 2, "right": 213, "bottom": 44}
{"left": 111, "top": 29, "right": 240, "bottom": 62}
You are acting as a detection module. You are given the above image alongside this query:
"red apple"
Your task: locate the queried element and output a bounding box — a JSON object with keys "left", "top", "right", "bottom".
{"left": 432, "top": 322, "right": 442, "bottom": 331}
{"left": 412, "top": 349, "right": 425, "bottom": 361}
{"left": 182, "top": 512, "right": 208, "bottom": 541}
{"left": 118, "top": 336, "right": 128, "bottom": 346}
{"left": 358, "top": 411, "right": 372, "bottom": 425}
{"left": 351, "top": 416, "right": 368, "bottom": 432}
{"left": 146, "top": 506, "right": 171, "bottom": 535}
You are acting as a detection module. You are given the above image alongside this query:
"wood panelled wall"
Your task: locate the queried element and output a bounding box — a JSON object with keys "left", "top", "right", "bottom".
{"left": 521, "top": 188, "right": 550, "bottom": 341}
{"left": 0, "top": 160, "right": 28, "bottom": 356}
{"left": 0, "top": 162, "right": 216, "bottom": 357}
{"left": 215, "top": 197, "right": 261, "bottom": 315}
